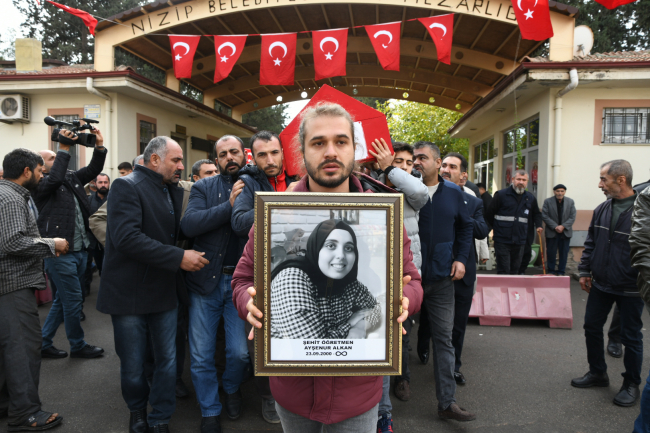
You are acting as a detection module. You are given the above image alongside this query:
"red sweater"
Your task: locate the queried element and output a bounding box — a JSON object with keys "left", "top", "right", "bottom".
{"left": 231, "top": 174, "right": 423, "bottom": 424}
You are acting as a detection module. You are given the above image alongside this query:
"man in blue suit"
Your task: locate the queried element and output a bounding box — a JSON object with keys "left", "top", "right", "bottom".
{"left": 440, "top": 153, "right": 489, "bottom": 386}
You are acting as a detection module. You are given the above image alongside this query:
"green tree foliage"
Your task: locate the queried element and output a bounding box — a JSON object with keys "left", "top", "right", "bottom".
{"left": 0, "top": 29, "right": 16, "bottom": 60}
{"left": 114, "top": 47, "right": 166, "bottom": 85}
{"left": 13, "top": 0, "right": 145, "bottom": 64}
{"left": 242, "top": 104, "right": 289, "bottom": 134}
{"left": 355, "top": 97, "right": 389, "bottom": 110}
{"left": 377, "top": 101, "right": 469, "bottom": 158}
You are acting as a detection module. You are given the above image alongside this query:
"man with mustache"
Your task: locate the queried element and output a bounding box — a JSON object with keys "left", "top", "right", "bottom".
{"left": 232, "top": 102, "right": 422, "bottom": 432}
{"left": 231, "top": 130, "right": 297, "bottom": 424}
{"left": 572, "top": 159, "right": 643, "bottom": 408}
{"left": 485, "top": 170, "right": 542, "bottom": 275}
{"left": 98, "top": 136, "right": 208, "bottom": 433}
{"left": 0, "top": 148, "right": 69, "bottom": 432}
{"left": 180, "top": 135, "right": 250, "bottom": 433}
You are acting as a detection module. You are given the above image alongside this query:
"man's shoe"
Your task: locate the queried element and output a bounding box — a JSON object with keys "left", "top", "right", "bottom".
{"left": 129, "top": 408, "right": 148, "bottom": 433}
{"left": 377, "top": 413, "right": 394, "bottom": 433}
{"left": 438, "top": 403, "right": 476, "bottom": 421}
{"left": 175, "top": 378, "right": 189, "bottom": 398}
{"left": 454, "top": 371, "right": 466, "bottom": 385}
{"left": 571, "top": 371, "right": 610, "bottom": 388}
{"left": 200, "top": 416, "right": 221, "bottom": 433}
{"left": 417, "top": 343, "right": 429, "bottom": 365}
{"left": 607, "top": 340, "right": 623, "bottom": 358}
{"left": 224, "top": 389, "right": 242, "bottom": 420}
{"left": 70, "top": 344, "right": 104, "bottom": 359}
{"left": 149, "top": 424, "right": 169, "bottom": 433}
{"left": 261, "top": 397, "right": 280, "bottom": 424}
{"left": 394, "top": 379, "right": 411, "bottom": 401}
{"left": 614, "top": 380, "right": 640, "bottom": 407}
{"left": 41, "top": 346, "right": 68, "bottom": 359}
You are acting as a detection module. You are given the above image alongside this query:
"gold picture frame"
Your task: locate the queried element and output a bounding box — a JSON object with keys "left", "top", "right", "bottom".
{"left": 253, "top": 192, "right": 404, "bottom": 376}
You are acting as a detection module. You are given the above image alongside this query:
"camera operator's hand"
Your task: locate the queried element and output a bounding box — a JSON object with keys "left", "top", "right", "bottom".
{"left": 92, "top": 128, "right": 104, "bottom": 148}
{"left": 58, "top": 129, "right": 77, "bottom": 151}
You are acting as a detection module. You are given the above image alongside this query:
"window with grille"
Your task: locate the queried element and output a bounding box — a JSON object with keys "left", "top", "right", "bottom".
{"left": 602, "top": 108, "right": 650, "bottom": 144}
{"left": 139, "top": 120, "right": 156, "bottom": 154}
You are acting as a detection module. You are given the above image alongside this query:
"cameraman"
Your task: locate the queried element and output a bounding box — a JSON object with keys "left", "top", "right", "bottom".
{"left": 34, "top": 128, "right": 107, "bottom": 360}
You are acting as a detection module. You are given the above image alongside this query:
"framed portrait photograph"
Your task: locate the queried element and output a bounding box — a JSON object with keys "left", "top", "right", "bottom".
{"left": 253, "top": 192, "right": 404, "bottom": 376}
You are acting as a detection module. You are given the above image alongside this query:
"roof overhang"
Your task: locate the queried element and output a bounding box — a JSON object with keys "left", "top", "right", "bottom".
{"left": 449, "top": 60, "right": 650, "bottom": 137}
{"left": 0, "top": 70, "right": 257, "bottom": 135}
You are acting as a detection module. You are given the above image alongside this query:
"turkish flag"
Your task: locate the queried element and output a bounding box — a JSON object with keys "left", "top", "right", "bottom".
{"left": 418, "top": 14, "right": 454, "bottom": 65}
{"left": 260, "top": 33, "right": 297, "bottom": 86}
{"left": 594, "top": 0, "right": 636, "bottom": 8}
{"left": 46, "top": 0, "right": 98, "bottom": 35}
{"left": 169, "top": 35, "right": 201, "bottom": 79}
{"left": 213, "top": 35, "right": 247, "bottom": 83}
{"left": 312, "top": 29, "right": 348, "bottom": 81}
{"left": 511, "top": 0, "right": 554, "bottom": 41}
{"left": 365, "top": 22, "right": 401, "bottom": 71}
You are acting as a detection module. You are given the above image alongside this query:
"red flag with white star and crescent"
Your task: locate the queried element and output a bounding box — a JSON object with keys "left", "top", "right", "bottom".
{"left": 312, "top": 28, "right": 348, "bottom": 81}
{"left": 260, "top": 33, "right": 297, "bottom": 86}
{"left": 365, "top": 22, "right": 401, "bottom": 71}
{"left": 213, "top": 35, "right": 247, "bottom": 83}
{"left": 418, "top": 14, "right": 454, "bottom": 65}
{"left": 511, "top": 0, "right": 554, "bottom": 41}
{"left": 168, "top": 35, "right": 201, "bottom": 79}
{"left": 594, "top": 0, "right": 636, "bottom": 8}
{"left": 46, "top": 0, "right": 98, "bottom": 35}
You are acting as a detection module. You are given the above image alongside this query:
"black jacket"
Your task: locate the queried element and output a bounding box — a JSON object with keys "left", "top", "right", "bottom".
{"left": 454, "top": 192, "right": 489, "bottom": 286}
{"left": 486, "top": 186, "right": 542, "bottom": 245}
{"left": 33, "top": 148, "right": 107, "bottom": 247}
{"left": 231, "top": 165, "right": 297, "bottom": 246}
{"left": 578, "top": 196, "right": 638, "bottom": 294}
{"left": 97, "top": 165, "right": 186, "bottom": 315}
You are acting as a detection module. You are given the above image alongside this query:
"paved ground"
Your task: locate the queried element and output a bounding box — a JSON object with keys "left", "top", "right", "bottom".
{"left": 2, "top": 269, "right": 647, "bottom": 433}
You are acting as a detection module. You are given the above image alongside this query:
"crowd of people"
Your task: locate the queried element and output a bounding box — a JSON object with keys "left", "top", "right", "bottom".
{"left": 0, "top": 101, "right": 649, "bottom": 433}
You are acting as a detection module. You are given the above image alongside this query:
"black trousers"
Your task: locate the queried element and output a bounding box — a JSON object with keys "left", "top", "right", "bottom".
{"left": 0, "top": 288, "right": 42, "bottom": 425}
{"left": 518, "top": 238, "right": 533, "bottom": 274}
{"left": 452, "top": 279, "right": 474, "bottom": 372}
{"left": 494, "top": 242, "right": 525, "bottom": 275}
{"left": 398, "top": 318, "right": 412, "bottom": 383}
{"left": 608, "top": 305, "right": 621, "bottom": 344}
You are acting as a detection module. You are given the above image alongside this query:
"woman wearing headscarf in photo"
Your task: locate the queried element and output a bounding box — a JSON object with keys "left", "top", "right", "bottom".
{"left": 270, "top": 219, "right": 381, "bottom": 340}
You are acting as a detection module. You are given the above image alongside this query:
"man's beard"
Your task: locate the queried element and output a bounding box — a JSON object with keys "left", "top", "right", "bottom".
{"left": 97, "top": 187, "right": 109, "bottom": 195}
{"left": 513, "top": 185, "right": 525, "bottom": 194}
{"left": 24, "top": 173, "right": 40, "bottom": 191}
{"left": 305, "top": 158, "right": 355, "bottom": 189}
{"left": 163, "top": 170, "right": 182, "bottom": 184}
{"left": 219, "top": 161, "right": 243, "bottom": 178}
{"left": 263, "top": 162, "right": 282, "bottom": 177}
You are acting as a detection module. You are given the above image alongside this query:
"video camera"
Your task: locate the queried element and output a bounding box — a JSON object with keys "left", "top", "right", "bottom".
{"left": 44, "top": 116, "right": 99, "bottom": 147}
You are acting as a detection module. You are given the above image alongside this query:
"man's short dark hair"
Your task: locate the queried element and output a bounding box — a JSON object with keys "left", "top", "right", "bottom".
{"left": 601, "top": 159, "right": 633, "bottom": 186}
{"left": 249, "top": 130, "right": 282, "bottom": 154}
{"left": 117, "top": 162, "right": 133, "bottom": 171}
{"left": 216, "top": 135, "right": 245, "bottom": 154}
{"left": 97, "top": 173, "right": 110, "bottom": 183}
{"left": 192, "top": 159, "right": 214, "bottom": 177}
{"left": 413, "top": 141, "right": 441, "bottom": 159}
{"left": 392, "top": 142, "right": 413, "bottom": 156}
{"left": 476, "top": 182, "right": 487, "bottom": 190}
{"left": 443, "top": 152, "right": 468, "bottom": 173}
{"left": 2, "top": 148, "right": 44, "bottom": 180}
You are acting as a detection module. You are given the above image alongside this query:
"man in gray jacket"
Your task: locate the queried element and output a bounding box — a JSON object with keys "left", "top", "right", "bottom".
{"left": 370, "top": 139, "right": 428, "bottom": 431}
{"left": 541, "top": 184, "right": 576, "bottom": 276}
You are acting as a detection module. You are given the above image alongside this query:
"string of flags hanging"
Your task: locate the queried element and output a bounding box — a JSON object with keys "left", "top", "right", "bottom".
{"left": 44, "top": 0, "right": 640, "bottom": 85}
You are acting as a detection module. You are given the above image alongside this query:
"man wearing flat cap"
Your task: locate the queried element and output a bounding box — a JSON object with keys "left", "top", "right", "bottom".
{"left": 542, "top": 184, "right": 576, "bottom": 276}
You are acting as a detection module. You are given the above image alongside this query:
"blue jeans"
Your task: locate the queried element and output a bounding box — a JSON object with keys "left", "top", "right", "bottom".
{"left": 584, "top": 287, "right": 644, "bottom": 384}
{"left": 112, "top": 309, "right": 178, "bottom": 427}
{"left": 188, "top": 274, "right": 249, "bottom": 417}
{"left": 42, "top": 252, "right": 87, "bottom": 352}
{"left": 546, "top": 235, "right": 571, "bottom": 275}
{"left": 378, "top": 376, "right": 392, "bottom": 417}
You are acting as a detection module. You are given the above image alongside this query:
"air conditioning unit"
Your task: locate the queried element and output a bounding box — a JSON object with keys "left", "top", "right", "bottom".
{"left": 0, "top": 94, "right": 30, "bottom": 123}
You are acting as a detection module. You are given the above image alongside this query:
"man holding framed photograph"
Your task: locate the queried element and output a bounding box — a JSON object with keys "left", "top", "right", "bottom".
{"left": 232, "top": 103, "right": 423, "bottom": 432}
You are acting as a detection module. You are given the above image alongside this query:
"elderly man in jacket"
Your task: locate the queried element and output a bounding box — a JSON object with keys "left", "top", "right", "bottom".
{"left": 180, "top": 135, "right": 250, "bottom": 433}
{"left": 34, "top": 129, "right": 106, "bottom": 360}
{"left": 571, "top": 159, "right": 643, "bottom": 408}
{"left": 437, "top": 152, "right": 489, "bottom": 387}
{"left": 97, "top": 136, "right": 208, "bottom": 433}
{"left": 232, "top": 103, "right": 422, "bottom": 433}
{"left": 541, "top": 185, "right": 576, "bottom": 276}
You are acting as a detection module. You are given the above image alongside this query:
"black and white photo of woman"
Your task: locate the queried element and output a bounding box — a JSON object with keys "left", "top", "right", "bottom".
{"left": 270, "top": 219, "right": 381, "bottom": 340}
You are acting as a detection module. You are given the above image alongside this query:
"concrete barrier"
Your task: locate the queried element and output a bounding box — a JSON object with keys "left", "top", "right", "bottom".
{"left": 469, "top": 275, "right": 573, "bottom": 328}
